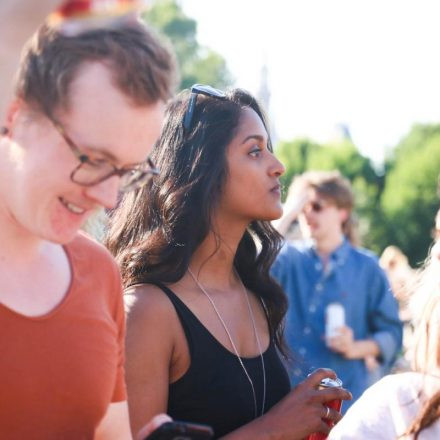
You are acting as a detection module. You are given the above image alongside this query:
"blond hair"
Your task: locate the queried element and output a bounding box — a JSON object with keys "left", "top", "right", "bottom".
{"left": 403, "top": 252, "right": 440, "bottom": 439}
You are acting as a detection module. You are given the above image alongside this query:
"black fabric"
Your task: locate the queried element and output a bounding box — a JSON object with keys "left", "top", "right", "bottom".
{"left": 156, "top": 283, "right": 291, "bottom": 439}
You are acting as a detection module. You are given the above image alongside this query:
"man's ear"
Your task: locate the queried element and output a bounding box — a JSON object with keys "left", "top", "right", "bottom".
{"left": 2, "top": 99, "right": 22, "bottom": 136}
{"left": 339, "top": 208, "right": 349, "bottom": 225}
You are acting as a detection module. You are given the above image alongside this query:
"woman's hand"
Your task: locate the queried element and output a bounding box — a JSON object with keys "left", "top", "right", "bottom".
{"left": 262, "top": 368, "right": 352, "bottom": 439}
{"left": 221, "top": 368, "right": 352, "bottom": 440}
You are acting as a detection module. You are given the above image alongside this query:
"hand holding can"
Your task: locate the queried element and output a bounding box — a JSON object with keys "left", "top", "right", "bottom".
{"left": 306, "top": 377, "right": 343, "bottom": 440}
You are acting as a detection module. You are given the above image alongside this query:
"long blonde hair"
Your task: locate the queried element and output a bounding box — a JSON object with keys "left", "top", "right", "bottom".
{"left": 403, "top": 250, "right": 440, "bottom": 439}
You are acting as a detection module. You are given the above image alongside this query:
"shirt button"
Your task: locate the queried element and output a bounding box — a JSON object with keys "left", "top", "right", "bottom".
{"left": 309, "top": 305, "right": 316, "bottom": 313}
{"left": 299, "top": 347, "right": 306, "bottom": 355}
{"left": 316, "top": 283, "right": 323, "bottom": 291}
{"left": 304, "top": 326, "right": 311, "bottom": 335}
{"left": 293, "top": 368, "right": 302, "bottom": 376}
{"left": 315, "top": 262, "right": 322, "bottom": 271}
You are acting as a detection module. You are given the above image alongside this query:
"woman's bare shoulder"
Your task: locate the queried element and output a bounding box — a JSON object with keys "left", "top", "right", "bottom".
{"left": 124, "top": 283, "right": 175, "bottom": 322}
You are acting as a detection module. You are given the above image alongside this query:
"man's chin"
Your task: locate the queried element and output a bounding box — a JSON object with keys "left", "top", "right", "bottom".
{"left": 302, "top": 227, "right": 318, "bottom": 241}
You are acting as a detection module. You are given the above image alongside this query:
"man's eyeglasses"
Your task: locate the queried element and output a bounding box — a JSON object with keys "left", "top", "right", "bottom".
{"left": 183, "top": 84, "right": 227, "bottom": 132}
{"left": 49, "top": 118, "right": 159, "bottom": 192}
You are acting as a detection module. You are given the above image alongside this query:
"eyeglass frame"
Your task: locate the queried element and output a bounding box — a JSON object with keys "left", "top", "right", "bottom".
{"left": 182, "top": 84, "right": 227, "bottom": 132}
{"left": 48, "top": 116, "right": 159, "bottom": 192}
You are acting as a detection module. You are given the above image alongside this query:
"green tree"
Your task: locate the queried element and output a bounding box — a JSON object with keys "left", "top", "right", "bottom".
{"left": 381, "top": 124, "right": 440, "bottom": 265}
{"left": 276, "top": 138, "right": 319, "bottom": 193}
{"left": 144, "top": 0, "right": 232, "bottom": 90}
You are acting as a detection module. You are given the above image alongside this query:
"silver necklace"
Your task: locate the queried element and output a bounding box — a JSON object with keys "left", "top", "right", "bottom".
{"left": 188, "top": 268, "right": 266, "bottom": 418}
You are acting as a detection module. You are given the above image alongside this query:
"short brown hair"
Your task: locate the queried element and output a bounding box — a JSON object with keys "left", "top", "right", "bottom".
{"left": 15, "top": 19, "right": 177, "bottom": 116}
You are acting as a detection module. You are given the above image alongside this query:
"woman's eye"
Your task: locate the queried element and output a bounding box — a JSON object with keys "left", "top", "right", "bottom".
{"left": 249, "top": 147, "right": 261, "bottom": 157}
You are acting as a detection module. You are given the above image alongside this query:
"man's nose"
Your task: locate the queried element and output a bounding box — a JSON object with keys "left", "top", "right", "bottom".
{"left": 83, "top": 175, "right": 120, "bottom": 209}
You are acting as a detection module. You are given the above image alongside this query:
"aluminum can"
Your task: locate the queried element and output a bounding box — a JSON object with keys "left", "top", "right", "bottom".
{"left": 306, "top": 377, "right": 343, "bottom": 440}
{"left": 325, "top": 302, "right": 345, "bottom": 343}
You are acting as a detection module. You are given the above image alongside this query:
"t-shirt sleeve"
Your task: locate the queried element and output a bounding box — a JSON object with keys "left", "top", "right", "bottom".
{"left": 110, "top": 264, "right": 127, "bottom": 402}
{"left": 367, "top": 263, "right": 403, "bottom": 365}
{"left": 328, "top": 376, "right": 397, "bottom": 440}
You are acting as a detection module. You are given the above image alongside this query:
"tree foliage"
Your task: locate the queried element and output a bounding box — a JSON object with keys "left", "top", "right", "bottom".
{"left": 380, "top": 124, "right": 440, "bottom": 265}
{"left": 277, "top": 124, "right": 440, "bottom": 265}
{"left": 143, "top": 0, "right": 232, "bottom": 90}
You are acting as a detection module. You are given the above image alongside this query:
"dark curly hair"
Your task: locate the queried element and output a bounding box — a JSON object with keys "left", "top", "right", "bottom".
{"left": 106, "top": 87, "right": 288, "bottom": 356}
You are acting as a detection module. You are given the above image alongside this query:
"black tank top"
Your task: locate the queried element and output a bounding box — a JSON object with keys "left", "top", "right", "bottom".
{"left": 156, "top": 283, "right": 291, "bottom": 439}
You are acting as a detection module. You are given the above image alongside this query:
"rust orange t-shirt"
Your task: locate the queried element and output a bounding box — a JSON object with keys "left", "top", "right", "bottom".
{"left": 0, "top": 233, "right": 126, "bottom": 439}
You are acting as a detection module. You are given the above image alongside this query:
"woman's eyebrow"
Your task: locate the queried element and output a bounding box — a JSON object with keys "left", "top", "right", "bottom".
{"left": 241, "top": 134, "right": 266, "bottom": 144}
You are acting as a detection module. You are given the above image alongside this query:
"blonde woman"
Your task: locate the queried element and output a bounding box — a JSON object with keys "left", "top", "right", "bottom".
{"left": 329, "top": 243, "right": 440, "bottom": 439}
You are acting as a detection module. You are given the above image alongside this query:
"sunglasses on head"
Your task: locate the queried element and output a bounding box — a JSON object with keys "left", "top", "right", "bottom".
{"left": 183, "top": 84, "right": 227, "bottom": 132}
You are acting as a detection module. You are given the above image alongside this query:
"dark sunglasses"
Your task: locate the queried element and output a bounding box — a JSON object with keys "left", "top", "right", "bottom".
{"left": 183, "top": 84, "right": 227, "bottom": 132}
{"left": 304, "top": 201, "right": 328, "bottom": 213}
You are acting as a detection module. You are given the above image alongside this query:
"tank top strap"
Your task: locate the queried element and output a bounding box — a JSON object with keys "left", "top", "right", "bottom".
{"left": 154, "top": 282, "right": 207, "bottom": 358}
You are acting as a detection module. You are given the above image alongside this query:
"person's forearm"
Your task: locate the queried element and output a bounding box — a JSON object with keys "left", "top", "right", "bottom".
{"left": 0, "top": 0, "right": 60, "bottom": 37}
{"left": 220, "top": 414, "right": 305, "bottom": 440}
{"left": 220, "top": 415, "right": 280, "bottom": 440}
{"left": 0, "top": 0, "right": 60, "bottom": 118}
{"left": 273, "top": 191, "right": 308, "bottom": 237}
{"left": 272, "top": 212, "right": 296, "bottom": 237}
{"left": 344, "top": 339, "right": 380, "bottom": 360}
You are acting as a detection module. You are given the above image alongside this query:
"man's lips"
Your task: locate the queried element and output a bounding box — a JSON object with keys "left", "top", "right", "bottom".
{"left": 59, "top": 197, "right": 90, "bottom": 215}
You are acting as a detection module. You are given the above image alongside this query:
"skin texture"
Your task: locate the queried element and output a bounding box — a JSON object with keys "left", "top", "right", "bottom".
{"left": 0, "top": 60, "right": 165, "bottom": 439}
{"left": 217, "top": 107, "right": 284, "bottom": 223}
{"left": 124, "top": 108, "right": 352, "bottom": 439}
{"left": 1, "top": 62, "right": 164, "bottom": 247}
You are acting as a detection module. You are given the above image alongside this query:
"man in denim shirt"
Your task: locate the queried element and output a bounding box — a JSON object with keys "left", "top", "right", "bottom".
{"left": 272, "top": 170, "right": 402, "bottom": 412}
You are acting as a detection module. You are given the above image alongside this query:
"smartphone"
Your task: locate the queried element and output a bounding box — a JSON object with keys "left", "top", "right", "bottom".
{"left": 143, "top": 421, "right": 214, "bottom": 440}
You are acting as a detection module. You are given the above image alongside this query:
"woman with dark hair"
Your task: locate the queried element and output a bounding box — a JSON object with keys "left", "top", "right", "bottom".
{"left": 107, "top": 85, "right": 351, "bottom": 439}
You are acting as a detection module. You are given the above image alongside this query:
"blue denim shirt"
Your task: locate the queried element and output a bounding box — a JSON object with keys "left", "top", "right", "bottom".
{"left": 271, "top": 239, "right": 402, "bottom": 412}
